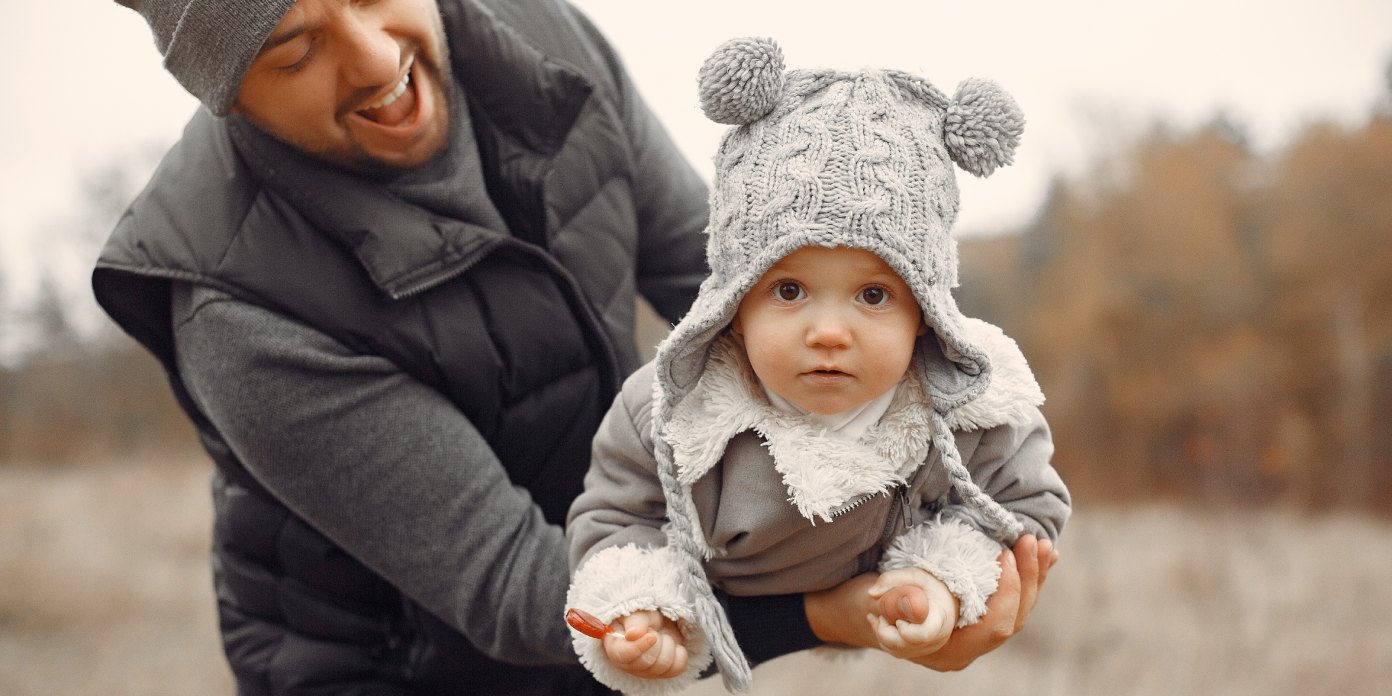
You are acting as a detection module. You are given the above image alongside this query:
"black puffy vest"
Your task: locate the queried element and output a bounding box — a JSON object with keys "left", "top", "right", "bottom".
{"left": 92, "top": 1, "right": 702, "bottom": 693}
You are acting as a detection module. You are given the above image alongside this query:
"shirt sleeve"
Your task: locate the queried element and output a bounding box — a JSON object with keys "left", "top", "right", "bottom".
{"left": 171, "top": 282, "right": 577, "bottom": 666}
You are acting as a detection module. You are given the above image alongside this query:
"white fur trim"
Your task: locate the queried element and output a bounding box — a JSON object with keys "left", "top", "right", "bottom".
{"left": 567, "top": 545, "right": 713, "bottom": 694}
{"left": 880, "top": 518, "right": 1004, "bottom": 626}
{"left": 945, "top": 319, "right": 1045, "bottom": 432}
{"left": 661, "top": 322, "right": 1039, "bottom": 542}
{"left": 663, "top": 327, "right": 1042, "bottom": 527}
{"left": 763, "top": 431, "right": 904, "bottom": 522}
{"left": 663, "top": 339, "right": 765, "bottom": 487}
{"left": 664, "top": 337, "right": 913, "bottom": 523}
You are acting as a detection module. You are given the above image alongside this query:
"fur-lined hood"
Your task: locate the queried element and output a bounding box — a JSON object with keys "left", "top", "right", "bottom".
{"left": 665, "top": 319, "right": 1043, "bottom": 534}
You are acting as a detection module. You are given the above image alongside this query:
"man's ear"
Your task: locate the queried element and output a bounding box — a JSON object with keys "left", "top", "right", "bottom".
{"left": 730, "top": 314, "right": 744, "bottom": 335}
{"left": 917, "top": 314, "right": 929, "bottom": 337}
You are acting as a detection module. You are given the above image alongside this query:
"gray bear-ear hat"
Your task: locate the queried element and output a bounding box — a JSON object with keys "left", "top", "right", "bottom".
{"left": 650, "top": 37, "right": 1027, "bottom": 692}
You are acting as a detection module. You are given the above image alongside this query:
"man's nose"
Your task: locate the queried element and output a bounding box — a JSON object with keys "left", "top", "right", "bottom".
{"left": 338, "top": 12, "right": 401, "bottom": 89}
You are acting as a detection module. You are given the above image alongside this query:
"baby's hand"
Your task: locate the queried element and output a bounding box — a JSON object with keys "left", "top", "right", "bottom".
{"left": 867, "top": 568, "right": 960, "bottom": 660}
{"left": 603, "top": 610, "right": 689, "bottom": 680}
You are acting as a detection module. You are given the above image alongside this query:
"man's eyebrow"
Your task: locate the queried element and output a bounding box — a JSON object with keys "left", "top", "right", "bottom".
{"left": 257, "top": 24, "right": 307, "bottom": 57}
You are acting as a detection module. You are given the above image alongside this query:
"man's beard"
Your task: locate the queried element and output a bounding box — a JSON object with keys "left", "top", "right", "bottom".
{"left": 331, "top": 51, "right": 455, "bottom": 177}
{"left": 236, "top": 41, "right": 456, "bottom": 177}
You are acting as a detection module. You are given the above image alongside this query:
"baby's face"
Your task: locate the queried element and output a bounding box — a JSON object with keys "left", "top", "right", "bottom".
{"left": 732, "top": 246, "right": 926, "bottom": 415}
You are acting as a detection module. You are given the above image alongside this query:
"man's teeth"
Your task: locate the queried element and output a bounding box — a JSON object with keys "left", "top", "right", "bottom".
{"left": 364, "top": 72, "right": 411, "bottom": 111}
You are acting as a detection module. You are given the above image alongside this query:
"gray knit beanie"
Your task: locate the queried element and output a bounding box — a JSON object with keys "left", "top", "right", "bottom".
{"left": 116, "top": 0, "right": 297, "bottom": 115}
{"left": 651, "top": 37, "right": 1026, "bottom": 692}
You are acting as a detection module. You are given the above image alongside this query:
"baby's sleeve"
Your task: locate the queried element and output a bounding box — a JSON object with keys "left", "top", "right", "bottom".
{"left": 882, "top": 404, "right": 1071, "bottom": 626}
{"left": 564, "top": 363, "right": 714, "bottom": 693}
{"left": 880, "top": 516, "right": 1004, "bottom": 627}
{"left": 946, "top": 403, "right": 1070, "bottom": 544}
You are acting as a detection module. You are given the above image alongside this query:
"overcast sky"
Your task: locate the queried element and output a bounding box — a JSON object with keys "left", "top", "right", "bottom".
{"left": 2, "top": 0, "right": 1390, "bottom": 315}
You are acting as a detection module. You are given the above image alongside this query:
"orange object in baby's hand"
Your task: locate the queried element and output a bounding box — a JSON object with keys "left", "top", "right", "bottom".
{"left": 565, "top": 608, "right": 615, "bottom": 640}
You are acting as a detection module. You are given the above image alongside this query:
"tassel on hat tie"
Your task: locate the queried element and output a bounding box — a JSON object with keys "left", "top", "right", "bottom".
{"left": 927, "top": 409, "right": 1023, "bottom": 542}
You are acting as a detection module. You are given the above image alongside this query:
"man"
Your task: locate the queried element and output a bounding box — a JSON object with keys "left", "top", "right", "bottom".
{"left": 96, "top": 1, "right": 1057, "bottom": 693}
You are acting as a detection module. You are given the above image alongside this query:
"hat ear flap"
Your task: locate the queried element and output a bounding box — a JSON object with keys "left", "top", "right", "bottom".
{"left": 944, "top": 79, "right": 1024, "bottom": 177}
{"left": 698, "top": 37, "right": 786, "bottom": 125}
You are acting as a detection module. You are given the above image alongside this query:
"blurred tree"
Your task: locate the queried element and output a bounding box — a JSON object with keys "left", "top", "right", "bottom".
{"left": 0, "top": 263, "right": 10, "bottom": 459}
{"left": 0, "top": 142, "right": 197, "bottom": 466}
{"left": 1381, "top": 52, "right": 1392, "bottom": 116}
{"left": 959, "top": 104, "right": 1392, "bottom": 514}
{"left": 28, "top": 275, "right": 80, "bottom": 357}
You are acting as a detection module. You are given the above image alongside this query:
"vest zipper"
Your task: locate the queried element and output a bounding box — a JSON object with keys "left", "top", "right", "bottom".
{"left": 386, "top": 237, "right": 506, "bottom": 300}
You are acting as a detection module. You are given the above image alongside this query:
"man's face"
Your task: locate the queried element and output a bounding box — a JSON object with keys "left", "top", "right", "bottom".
{"left": 235, "top": 0, "right": 452, "bottom": 173}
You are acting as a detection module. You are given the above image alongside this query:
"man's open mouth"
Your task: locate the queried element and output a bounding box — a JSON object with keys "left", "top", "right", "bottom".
{"left": 356, "top": 55, "right": 416, "bottom": 125}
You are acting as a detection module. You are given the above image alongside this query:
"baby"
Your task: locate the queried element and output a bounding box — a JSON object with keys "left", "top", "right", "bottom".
{"left": 565, "top": 37, "right": 1070, "bottom": 694}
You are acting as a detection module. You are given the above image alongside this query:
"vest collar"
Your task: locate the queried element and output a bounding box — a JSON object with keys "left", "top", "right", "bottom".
{"left": 226, "top": 118, "right": 502, "bottom": 300}
{"left": 446, "top": 0, "right": 594, "bottom": 158}
{"left": 224, "top": 0, "right": 594, "bottom": 300}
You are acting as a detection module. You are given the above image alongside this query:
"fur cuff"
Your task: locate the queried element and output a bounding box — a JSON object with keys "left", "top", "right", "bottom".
{"left": 566, "top": 544, "right": 714, "bottom": 694}
{"left": 880, "top": 518, "right": 1003, "bottom": 626}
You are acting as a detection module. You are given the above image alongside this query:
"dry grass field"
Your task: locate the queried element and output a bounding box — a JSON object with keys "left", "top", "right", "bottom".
{"left": 3, "top": 457, "right": 1390, "bottom": 695}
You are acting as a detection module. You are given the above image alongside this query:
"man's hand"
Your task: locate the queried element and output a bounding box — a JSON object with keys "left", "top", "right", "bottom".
{"left": 805, "top": 534, "right": 1058, "bottom": 670}
{"left": 910, "top": 534, "right": 1058, "bottom": 671}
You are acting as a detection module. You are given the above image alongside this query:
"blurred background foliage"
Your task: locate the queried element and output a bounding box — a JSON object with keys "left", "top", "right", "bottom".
{"left": 957, "top": 106, "right": 1392, "bottom": 515}
{"left": 4, "top": 83, "right": 1389, "bottom": 518}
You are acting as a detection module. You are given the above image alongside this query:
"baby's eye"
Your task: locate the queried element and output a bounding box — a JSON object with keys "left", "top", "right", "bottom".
{"left": 774, "top": 282, "right": 805, "bottom": 302}
{"left": 859, "top": 286, "right": 889, "bottom": 306}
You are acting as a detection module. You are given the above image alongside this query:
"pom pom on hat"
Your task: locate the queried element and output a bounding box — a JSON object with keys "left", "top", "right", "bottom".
{"left": 944, "top": 78, "right": 1025, "bottom": 177}
{"left": 698, "top": 37, "right": 786, "bottom": 125}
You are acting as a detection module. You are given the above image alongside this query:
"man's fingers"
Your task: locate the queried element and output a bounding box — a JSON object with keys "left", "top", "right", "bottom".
{"left": 1037, "top": 537, "right": 1059, "bottom": 586}
{"left": 984, "top": 548, "right": 1021, "bottom": 646}
{"left": 1013, "top": 535, "right": 1041, "bottom": 632}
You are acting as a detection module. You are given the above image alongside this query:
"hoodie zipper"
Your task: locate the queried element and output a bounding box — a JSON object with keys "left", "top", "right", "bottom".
{"left": 828, "top": 491, "right": 878, "bottom": 519}
{"left": 875, "top": 485, "right": 913, "bottom": 547}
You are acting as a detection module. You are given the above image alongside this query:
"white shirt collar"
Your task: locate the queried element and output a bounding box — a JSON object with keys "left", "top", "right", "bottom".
{"left": 759, "top": 379, "right": 903, "bottom": 443}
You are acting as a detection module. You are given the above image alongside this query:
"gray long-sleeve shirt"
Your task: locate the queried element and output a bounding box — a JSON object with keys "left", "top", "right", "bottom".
{"left": 173, "top": 282, "right": 578, "bottom": 664}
